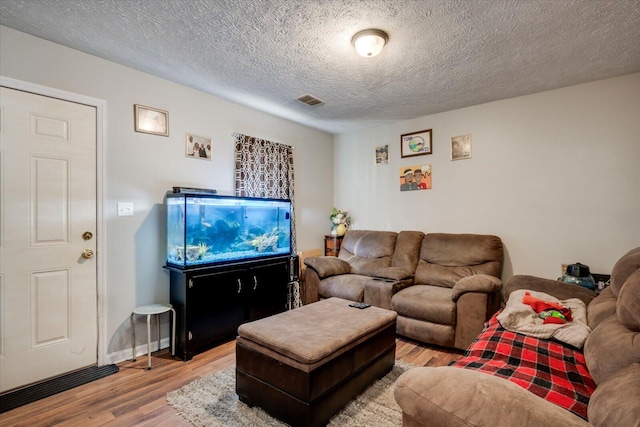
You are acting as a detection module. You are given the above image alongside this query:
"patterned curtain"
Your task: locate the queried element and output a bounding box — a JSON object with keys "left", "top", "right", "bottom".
{"left": 233, "top": 133, "right": 296, "bottom": 252}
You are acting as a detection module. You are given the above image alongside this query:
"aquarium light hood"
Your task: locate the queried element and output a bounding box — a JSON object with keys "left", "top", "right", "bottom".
{"left": 172, "top": 187, "right": 217, "bottom": 194}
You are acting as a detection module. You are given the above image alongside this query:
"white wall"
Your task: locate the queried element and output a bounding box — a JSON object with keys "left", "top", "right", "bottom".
{"left": 3, "top": 24, "right": 639, "bottom": 362}
{"left": 335, "top": 73, "right": 640, "bottom": 280}
{"left": 0, "top": 26, "right": 334, "bottom": 360}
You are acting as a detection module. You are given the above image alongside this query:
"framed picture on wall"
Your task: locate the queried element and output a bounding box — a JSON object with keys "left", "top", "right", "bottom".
{"left": 375, "top": 144, "right": 389, "bottom": 164}
{"left": 400, "top": 129, "right": 432, "bottom": 158}
{"left": 134, "top": 104, "right": 169, "bottom": 136}
{"left": 399, "top": 164, "right": 432, "bottom": 191}
{"left": 451, "top": 134, "right": 472, "bottom": 160}
{"left": 185, "top": 133, "right": 212, "bottom": 160}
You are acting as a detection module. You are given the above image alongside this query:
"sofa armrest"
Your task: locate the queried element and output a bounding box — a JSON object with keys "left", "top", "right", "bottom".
{"left": 374, "top": 266, "right": 414, "bottom": 281}
{"left": 451, "top": 274, "right": 502, "bottom": 301}
{"left": 394, "top": 367, "right": 590, "bottom": 427}
{"left": 505, "top": 275, "right": 596, "bottom": 306}
{"left": 304, "top": 256, "right": 351, "bottom": 279}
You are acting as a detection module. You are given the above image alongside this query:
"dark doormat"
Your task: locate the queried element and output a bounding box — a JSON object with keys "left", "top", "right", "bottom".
{"left": 0, "top": 364, "right": 119, "bottom": 414}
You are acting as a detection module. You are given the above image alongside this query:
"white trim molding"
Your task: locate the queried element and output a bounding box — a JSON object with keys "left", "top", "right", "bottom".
{"left": 0, "top": 75, "right": 109, "bottom": 366}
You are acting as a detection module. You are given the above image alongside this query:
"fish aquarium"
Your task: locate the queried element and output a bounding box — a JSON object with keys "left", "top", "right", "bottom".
{"left": 165, "top": 188, "right": 293, "bottom": 269}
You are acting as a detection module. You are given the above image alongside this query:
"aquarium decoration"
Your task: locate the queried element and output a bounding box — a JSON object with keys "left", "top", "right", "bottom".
{"left": 165, "top": 190, "right": 293, "bottom": 269}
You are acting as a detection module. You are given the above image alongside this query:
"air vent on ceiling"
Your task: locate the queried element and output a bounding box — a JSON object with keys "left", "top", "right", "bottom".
{"left": 296, "top": 94, "right": 324, "bottom": 106}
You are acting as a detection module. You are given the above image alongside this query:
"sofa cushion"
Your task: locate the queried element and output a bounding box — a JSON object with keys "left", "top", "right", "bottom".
{"left": 587, "top": 363, "right": 640, "bottom": 427}
{"left": 392, "top": 285, "right": 456, "bottom": 325}
{"left": 587, "top": 248, "right": 640, "bottom": 330}
{"left": 609, "top": 247, "right": 640, "bottom": 297}
{"left": 391, "top": 230, "right": 424, "bottom": 272}
{"left": 616, "top": 269, "right": 640, "bottom": 332}
{"left": 585, "top": 268, "right": 640, "bottom": 385}
{"left": 415, "top": 233, "right": 503, "bottom": 288}
{"left": 587, "top": 286, "right": 617, "bottom": 329}
{"left": 395, "top": 367, "right": 591, "bottom": 427}
{"left": 338, "top": 230, "right": 397, "bottom": 276}
{"left": 584, "top": 315, "right": 640, "bottom": 385}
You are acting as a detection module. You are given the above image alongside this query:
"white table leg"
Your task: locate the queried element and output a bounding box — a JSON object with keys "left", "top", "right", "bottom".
{"left": 130, "top": 313, "right": 136, "bottom": 361}
{"left": 146, "top": 314, "right": 152, "bottom": 370}
{"left": 171, "top": 307, "right": 176, "bottom": 357}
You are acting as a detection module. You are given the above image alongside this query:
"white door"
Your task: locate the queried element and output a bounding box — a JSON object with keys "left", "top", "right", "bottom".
{"left": 0, "top": 87, "right": 98, "bottom": 392}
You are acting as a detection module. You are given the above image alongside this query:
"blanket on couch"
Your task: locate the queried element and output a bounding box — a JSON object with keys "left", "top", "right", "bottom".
{"left": 496, "top": 289, "right": 591, "bottom": 348}
{"left": 451, "top": 312, "right": 596, "bottom": 420}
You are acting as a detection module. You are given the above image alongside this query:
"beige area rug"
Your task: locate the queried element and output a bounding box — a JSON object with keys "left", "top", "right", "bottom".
{"left": 166, "top": 360, "right": 415, "bottom": 426}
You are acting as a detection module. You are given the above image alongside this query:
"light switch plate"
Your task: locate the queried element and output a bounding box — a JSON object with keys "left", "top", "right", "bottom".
{"left": 117, "top": 202, "right": 134, "bottom": 217}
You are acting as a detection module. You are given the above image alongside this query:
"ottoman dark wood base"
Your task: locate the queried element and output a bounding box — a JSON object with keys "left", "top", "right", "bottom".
{"left": 236, "top": 297, "right": 397, "bottom": 427}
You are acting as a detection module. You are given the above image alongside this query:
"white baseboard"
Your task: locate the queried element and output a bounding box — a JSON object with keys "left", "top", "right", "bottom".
{"left": 105, "top": 337, "right": 172, "bottom": 365}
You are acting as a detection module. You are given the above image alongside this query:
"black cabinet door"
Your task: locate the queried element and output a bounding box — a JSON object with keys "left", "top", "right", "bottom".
{"left": 187, "top": 269, "right": 244, "bottom": 355}
{"left": 246, "top": 261, "right": 289, "bottom": 321}
{"left": 168, "top": 256, "right": 292, "bottom": 361}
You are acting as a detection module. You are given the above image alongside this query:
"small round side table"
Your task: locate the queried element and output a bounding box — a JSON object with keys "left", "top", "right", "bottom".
{"left": 130, "top": 303, "right": 176, "bottom": 370}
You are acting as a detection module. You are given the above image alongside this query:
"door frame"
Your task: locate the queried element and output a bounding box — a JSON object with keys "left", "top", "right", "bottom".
{"left": 1, "top": 75, "right": 108, "bottom": 366}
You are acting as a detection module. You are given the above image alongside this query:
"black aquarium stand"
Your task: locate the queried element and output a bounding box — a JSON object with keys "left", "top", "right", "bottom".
{"left": 166, "top": 255, "right": 295, "bottom": 361}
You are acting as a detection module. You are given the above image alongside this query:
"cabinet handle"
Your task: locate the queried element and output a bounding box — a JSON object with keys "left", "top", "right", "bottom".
{"left": 253, "top": 276, "right": 258, "bottom": 290}
{"left": 188, "top": 279, "right": 193, "bottom": 289}
{"left": 237, "top": 278, "right": 242, "bottom": 293}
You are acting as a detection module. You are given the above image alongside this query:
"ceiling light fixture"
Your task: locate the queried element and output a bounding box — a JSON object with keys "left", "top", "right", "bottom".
{"left": 351, "top": 29, "right": 389, "bottom": 58}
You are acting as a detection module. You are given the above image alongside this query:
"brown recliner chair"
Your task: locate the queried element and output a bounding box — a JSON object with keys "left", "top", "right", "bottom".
{"left": 391, "top": 233, "right": 504, "bottom": 350}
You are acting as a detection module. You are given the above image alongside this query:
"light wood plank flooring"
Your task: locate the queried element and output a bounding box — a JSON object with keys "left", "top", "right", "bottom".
{"left": 0, "top": 337, "right": 462, "bottom": 427}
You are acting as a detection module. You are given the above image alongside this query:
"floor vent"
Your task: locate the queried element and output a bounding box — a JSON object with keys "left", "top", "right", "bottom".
{"left": 0, "top": 364, "right": 119, "bottom": 414}
{"left": 296, "top": 94, "right": 324, "bottom": 106}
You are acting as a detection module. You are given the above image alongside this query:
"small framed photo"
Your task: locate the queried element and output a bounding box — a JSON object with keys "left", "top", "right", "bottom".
{"left": 451, "top": 134, "right": 472, "bottom": 160}
{"left": 399, "top": 164, "right": 432, "bottom": 191}
{"left": 375, "top": 144, "right": 389, "bottom": 164}
{"left": 186, "top": 133, "right": 212, "bottom": 160}
{"left": 401, "top": 129, "right": 432, "bottom": 158}
{"left": 134, "top": 104, "right": 169, "bottom": 136}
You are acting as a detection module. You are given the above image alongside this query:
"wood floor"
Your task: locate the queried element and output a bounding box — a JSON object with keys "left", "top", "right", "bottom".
{"left": 0, "top": 337, "right": 462, "bottom": 427}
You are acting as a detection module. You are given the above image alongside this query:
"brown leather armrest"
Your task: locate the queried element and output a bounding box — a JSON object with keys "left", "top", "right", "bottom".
{"left": 451, "top": 274, "right": 502, "bottom": 301}
{"left": 304, "top": 256, "right": 351, "bottom": 279}
{"left": 374, "top": 266, "right": 413, "bottom": 281}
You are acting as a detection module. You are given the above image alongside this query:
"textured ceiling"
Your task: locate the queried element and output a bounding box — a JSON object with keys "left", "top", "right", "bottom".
{"left": 1, "top": 0, "right": 639, "bottom": 134}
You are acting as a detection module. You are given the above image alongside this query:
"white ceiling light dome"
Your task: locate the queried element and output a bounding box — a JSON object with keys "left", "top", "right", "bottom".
{"left": 351, "top": 29, "right": 389, "bottom": 57}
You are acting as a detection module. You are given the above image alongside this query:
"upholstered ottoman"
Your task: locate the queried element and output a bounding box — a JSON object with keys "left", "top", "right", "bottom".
{"left": 236, "top": 297, "right": 397, "bottom": 427}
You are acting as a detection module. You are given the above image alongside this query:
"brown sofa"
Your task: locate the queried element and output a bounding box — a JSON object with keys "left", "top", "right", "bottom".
{"left": 303, "top": 230, "right": 424, "bottom": 308}
{"left": 303, "top": 230, "right": 504, "bottom": 350}
{"left": 394, "top": 247, "right": 640, "bottom": 427}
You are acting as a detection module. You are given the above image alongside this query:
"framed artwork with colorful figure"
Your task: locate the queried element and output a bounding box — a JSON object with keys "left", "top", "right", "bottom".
{"left": 400, "top": 164, "right": 432, "bottom": 191}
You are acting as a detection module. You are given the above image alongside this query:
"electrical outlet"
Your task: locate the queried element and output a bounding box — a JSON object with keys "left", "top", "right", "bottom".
{"left": 117, "top": 202, "right": 134, "bottom": 217}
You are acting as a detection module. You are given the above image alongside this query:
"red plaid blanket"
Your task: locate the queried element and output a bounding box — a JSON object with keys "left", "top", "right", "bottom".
{"left": 451, "top": 312, "right": 596, "bottom": 420}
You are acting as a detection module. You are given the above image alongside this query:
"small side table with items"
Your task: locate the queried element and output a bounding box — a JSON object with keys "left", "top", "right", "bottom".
{"left": 559, "top": 262, "right": 611, "bottom": 294}
{"left": 324, "top": 235, "right": 343, "bottom": 257}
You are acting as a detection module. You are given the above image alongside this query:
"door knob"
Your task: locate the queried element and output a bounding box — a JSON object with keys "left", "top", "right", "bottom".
{"left": 82, "top": 249, "right": 94, "bottom": 259}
